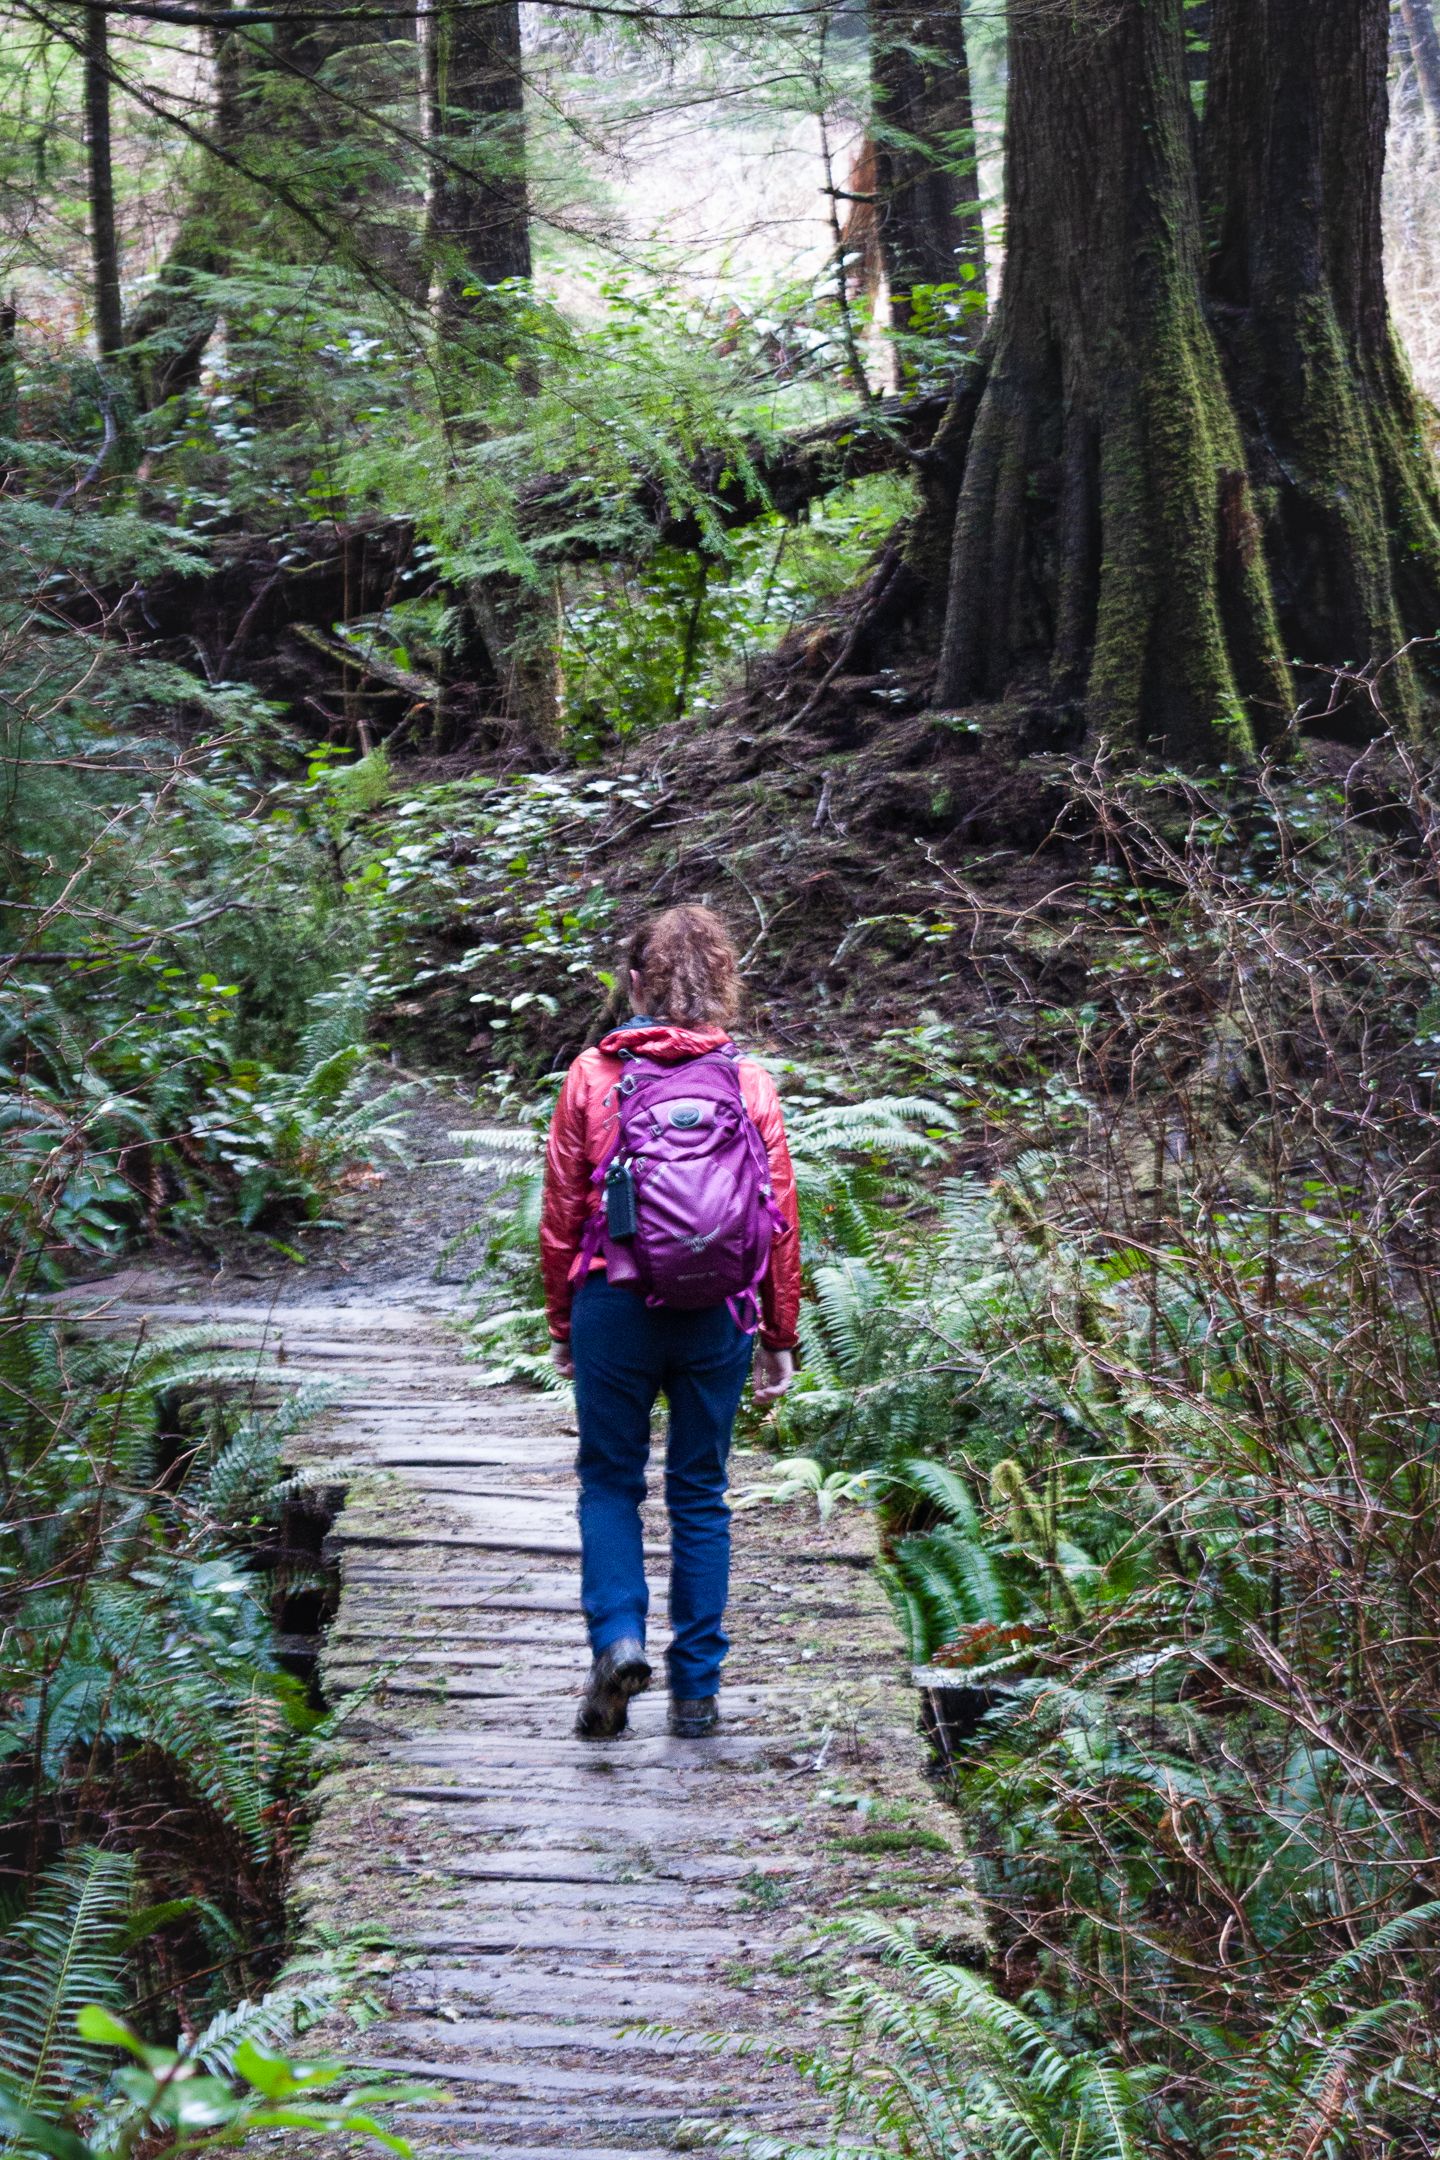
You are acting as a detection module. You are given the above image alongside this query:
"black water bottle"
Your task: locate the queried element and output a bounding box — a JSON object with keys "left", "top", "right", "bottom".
{"left": 604, "top": 1159, "right": 638, "bottom": 1239}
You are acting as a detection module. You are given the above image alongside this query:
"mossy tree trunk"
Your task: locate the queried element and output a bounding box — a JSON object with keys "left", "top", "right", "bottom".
{"left": 261, "top": 0, "right": 427, "bottom": 298}
{"left": 423, "top": 0, "right": 530, "bottom": 314}
{"left": 423, "top": 0, "right": 553, "bottom": 746}
{"left": 1204, "top": 0, "right": 1440, "bottom": 733}
{"left": 934, "top": 0, "right": 1290, "bottom": 760}
{"left": 870, "top": 0, "right": 986, "bottom": 364}
{"left": 123, "top": 26, "right": 242, "bottom": 409}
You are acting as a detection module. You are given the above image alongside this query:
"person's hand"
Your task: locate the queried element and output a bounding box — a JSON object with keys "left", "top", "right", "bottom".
{"left": 752, "top": 1345, "right": 795, "bottom": 1405}
{"left": 550, "top": 1339, "right": 575, "bottom": 1381}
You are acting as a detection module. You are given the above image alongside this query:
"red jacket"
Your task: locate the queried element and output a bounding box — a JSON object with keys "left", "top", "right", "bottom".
{"left": 540, "top": 1022, "right": 802, "bottom": 1352}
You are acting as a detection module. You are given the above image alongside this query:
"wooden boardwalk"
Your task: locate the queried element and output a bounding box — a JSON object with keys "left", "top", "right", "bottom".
{"left": 79, "top": 1292, "right": 982, "bottom": 2158}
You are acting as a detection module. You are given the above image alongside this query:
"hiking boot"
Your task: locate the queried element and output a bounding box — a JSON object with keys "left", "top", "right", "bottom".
{"left": 575, "top": 1638, "right": 651, "bottom": 1739}
{"left": 669, "top": 1695, "right": 720, "bottom": 1739}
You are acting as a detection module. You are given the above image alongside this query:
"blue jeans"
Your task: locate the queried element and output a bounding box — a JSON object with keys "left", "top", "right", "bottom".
{"left": 570, "top": 1274, "right": 754, "bottom": 1698}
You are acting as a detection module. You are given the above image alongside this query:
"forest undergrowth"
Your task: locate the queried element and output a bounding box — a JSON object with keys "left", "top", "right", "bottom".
{"left": 13, "top": 462, "right": 1440, "bottom": 2151}
{"left": 743, "top": 744, "right": 1440, "bottom": 2158}
{"left": 454, "top": 728, "right": 1440, "bottom": 2159}
{"left": 7, "top": 0, "right": 1440, "bottom": 2148}
{"left": 0, "top": 431, "right": 445, "bottom": 2155}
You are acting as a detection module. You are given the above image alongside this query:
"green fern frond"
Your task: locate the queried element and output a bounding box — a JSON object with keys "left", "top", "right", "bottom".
{"left": 898, "top": 1457, "right": 985, "bottom": 1537}
{"left": 449, "top": 1125, "right": 544, "bottom": 1166}
{"left": 0, "top": 1848, "right": 135, "bottom": 2121}
{"left": 781, "top": 1919, "right": 1146, "bottom": 2160}
{"left": 188, "top": 1978, "right": 338, "bottom": 2076}
{"left": 1286, "top": 1897, "right": 1440, "bottom": 2029}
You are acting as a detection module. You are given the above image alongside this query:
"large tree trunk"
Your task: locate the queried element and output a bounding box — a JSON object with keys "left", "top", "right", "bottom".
{"left": 269, "top": 0, "right": 428, "bottom": 296}
{"left": 423, "top": 0, "right": 530, "bottom": 314}
{"left": 1205, "top": 0, "right": 1440, "bottom": 733}
{"left": 870, "top": 0, "right": 987, "bottom": 364}
{"left": 422, "top": 0, "right": 548, "bottom": 743}
{"left": 85, "top": 4, "right": 123, "bottom": 362}
{"left": 934, "top": 0, "right": 1289, "bottom": 759}
{"left": 124, "top": 25, "right": 241, "bottom": 408}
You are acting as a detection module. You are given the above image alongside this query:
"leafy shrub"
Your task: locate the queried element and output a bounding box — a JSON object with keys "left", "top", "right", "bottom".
{"left": 556, "top": 478, "right": 915, "bottom": 751}
{"left": 740, "top": 1910, "right": 1440, "bottom": 2160}
{"left": 0, "top": 1309, "right": 332, "bottom": 1921}
{"left": 1, "top": 960, "right": 408, "bottom": 1279}
{"left": 756, "top": 750, "right": 1440, "bottom": 2150}
{"left": 0, "top": 1851, "right": 419, "bottom": 2160}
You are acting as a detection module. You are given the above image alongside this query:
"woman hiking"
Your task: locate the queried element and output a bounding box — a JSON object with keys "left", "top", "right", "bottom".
{"left": 541, "top": 904, "right": 801, "bottom": 1741}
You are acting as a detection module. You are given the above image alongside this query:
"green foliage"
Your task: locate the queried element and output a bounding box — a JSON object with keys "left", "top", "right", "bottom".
{"left": 0, "top": 1851, "right": 136, "bottom": 2128}
{"left": 744, "top": 1920, "right": 1146, "bottom": 2160}
{"left": 0, "top": 956, "right": 406, "bottom": 1273}
{"left": 744, "top": 762, "right": 1440, "bottom": 2148}
{"left": 732, "top": 1454, "right": 881, "bottom": 1522}
{"left": 348, "top": 266, "right": 842, "bottom": 587}
{"left": 0, "top": 1856, "right": 419, "bottom": 2160}
{"left": 556, "top": 478, "right": 915, "bottom": 751}
{"left": 0, "top": 381, "right": 430, "bottom": 1286}
{"left": 346, "top": 768, "right": 637, "bottom": 1070}
{"left": 742, "top": 1912, "right": 1440, "bottom": 2160}
{"left": 0, "top": 1309, "right": 399, "bottom": 2148}
{"left": 0, "top": 1310, "right": 329, "bottom": 1871}
{"left": 0, "top": 604, "right": 408, "bottom": 1279}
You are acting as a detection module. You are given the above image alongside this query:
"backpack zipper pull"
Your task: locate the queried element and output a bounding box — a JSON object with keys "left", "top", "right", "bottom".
{"left": 604, "top": 1159, "right": 639, "bottom": 1240}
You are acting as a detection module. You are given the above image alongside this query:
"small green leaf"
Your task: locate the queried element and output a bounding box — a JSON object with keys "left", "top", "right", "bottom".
{"left": 76, "top": 2004, "right": 143, "bottom": 2052}
{"left": 0, "top": 2091, "right": 96, "bottom": 2160}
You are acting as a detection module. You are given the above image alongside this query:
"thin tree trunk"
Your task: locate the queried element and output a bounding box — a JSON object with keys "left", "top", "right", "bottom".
{"left": 935, "top": 0, "right": 1288, "bottom": 759}
{"left": 1205, "top": 0, "right": 1440, "bottom": 732}
{"left": 1400, "top": 0, "right": 1440, "bottom": 121}
{"left": 870, "top": 0, "right": 986, "bottom": 363}
{"left": 85, "top": 4, "right": 123, "bottom": 362}
{"left": 0, "top": 293, "right": 16, "bottom": 487}
{"left": 838, "top": 136, "right": 883, "bottom": 302}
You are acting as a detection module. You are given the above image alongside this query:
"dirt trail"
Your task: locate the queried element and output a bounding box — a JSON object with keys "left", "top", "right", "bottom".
{"left": 65, "top": 1140, "right": 983, "bottom": 2155}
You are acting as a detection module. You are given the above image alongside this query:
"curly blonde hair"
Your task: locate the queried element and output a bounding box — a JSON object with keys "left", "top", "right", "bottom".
{"left": 625, "top": 904, "right": 742, "bottom": 1028}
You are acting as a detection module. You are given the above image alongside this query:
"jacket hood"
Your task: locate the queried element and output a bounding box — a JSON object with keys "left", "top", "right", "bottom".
{"left": 597, "top": 1022, "right": 732, "bottom": 1064}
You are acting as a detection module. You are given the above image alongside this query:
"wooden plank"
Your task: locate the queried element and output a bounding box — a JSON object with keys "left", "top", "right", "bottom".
{"left": 357, "top": 2055, "right": 766, "bottom": 2099}
{"left": 390, "top": 1972, "right": 715, "bottom": 2020}
{"left": 376, "top": 1874, "right": 740, "bottom": 1912}
{"left": 434, "top": 2147, "right": 677, "bottom": 2160}
{"left": 365, "top": 1452, "right": 575, "bottom": 1470}
{"left": 387, "top": 1851, "right": 804, "bottom": 1885}
{"left": 87, "top": 1277, "right": 982, "bottom": 2160}
{"left": 380, "top": 1923, "right": 790, "bottom": 1957}
{"left": 386, "top": 1734, "right": 789, "bottom": 1766}
{"left": 389, "top": 1796, "right": 752, "bottom": 1835}
{"left": 380, "top": 1478, "right": 577, "bottom": 1502}
{"left": 328, "top": 1531, "right": 595, "bottom": 1558}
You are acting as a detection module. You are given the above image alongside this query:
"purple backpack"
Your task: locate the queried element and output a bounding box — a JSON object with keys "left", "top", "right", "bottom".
{"left": 575, "top": 1044, "right": 787, "bottom": 1331}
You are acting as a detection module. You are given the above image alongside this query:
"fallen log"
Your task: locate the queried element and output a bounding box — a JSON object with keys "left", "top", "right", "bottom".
{"left": 290, "top": 621, "right": 443, "bottom": 704}
{"left": 98, "top": 388, "right": 950, "bottom": 692}
{"left": 523, "top": 386, "right": 951, "bottom": 560}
